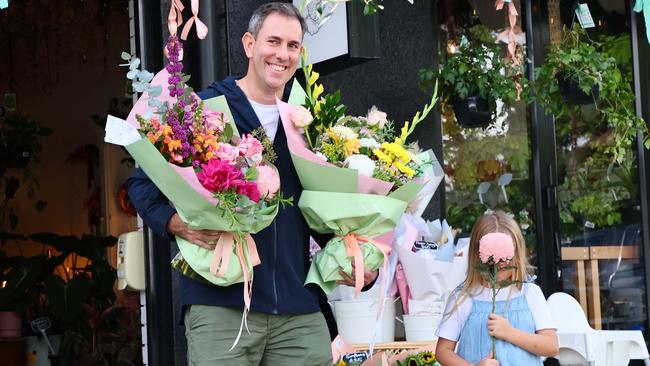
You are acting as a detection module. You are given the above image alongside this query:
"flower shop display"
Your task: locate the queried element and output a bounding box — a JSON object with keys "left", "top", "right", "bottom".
{"left": 535, "top": 25, "right": 649, "bottom": 163}
{"left": 104, "top": 8, "right": 289, "bottom": 348}
{"left": 278, "top": 50, "right": 442, "bottom": 306}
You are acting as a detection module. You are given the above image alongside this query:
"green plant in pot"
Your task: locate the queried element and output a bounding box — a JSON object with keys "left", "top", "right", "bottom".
{"left": 535, "top": 26, "right": 650, "bottom": 162}
{"left": 420, "top": 37, "right": 527, "bottom": 129}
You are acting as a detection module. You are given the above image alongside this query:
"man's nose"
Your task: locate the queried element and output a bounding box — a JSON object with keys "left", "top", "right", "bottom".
{"left": 275, "top": 44, "right": 289, "bottom": 59}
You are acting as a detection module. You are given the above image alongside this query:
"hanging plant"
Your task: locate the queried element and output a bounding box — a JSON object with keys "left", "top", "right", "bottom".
{"left": 420, "top": 37, "right": 528, "bottom": 129}
{"left": 535, "top": 26, "right": 650, "bottom": 162}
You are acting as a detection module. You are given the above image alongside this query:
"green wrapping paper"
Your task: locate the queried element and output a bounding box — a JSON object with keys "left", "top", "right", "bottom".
{"left": 301, "top": 191, "right": 407, "bottom": 293}
{"left": 125, "top": 137, "right": 278, "bottom": 286}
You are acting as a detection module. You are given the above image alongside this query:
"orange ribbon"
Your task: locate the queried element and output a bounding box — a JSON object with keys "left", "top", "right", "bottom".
{"left": 209, "top": 232, "right": 260, "bottom": 350}
{"left": 341, "top": 233, "right": 392, "bottom": 319}
{"left": 168, "top": 0, "right": 208, "bottom": 40}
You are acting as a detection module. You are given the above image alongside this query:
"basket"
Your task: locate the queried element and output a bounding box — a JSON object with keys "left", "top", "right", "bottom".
{"left": 352, "top": 341, "right": 436, "bottom": 359}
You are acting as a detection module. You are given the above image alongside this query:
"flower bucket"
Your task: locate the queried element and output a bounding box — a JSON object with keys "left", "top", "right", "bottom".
{"left": 452, "top": 96, "right": 491, "bottom": 128}
{"left": 555, "top": 72, "right": 598, "bottom": 105}
{"left": 333, "top": 298, "right": 396, "bottom": 344}
{"left": 403, "top": 313, "right": 442, "bottom": 342}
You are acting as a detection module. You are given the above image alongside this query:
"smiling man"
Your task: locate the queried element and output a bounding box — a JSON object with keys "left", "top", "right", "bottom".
{"left": 126, "top": 3, "right": 349, "bottom": 366}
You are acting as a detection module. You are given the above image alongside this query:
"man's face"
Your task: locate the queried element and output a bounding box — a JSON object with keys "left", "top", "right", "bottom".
{"left": 243, "top": 12, "right": 303, "bottom": 95}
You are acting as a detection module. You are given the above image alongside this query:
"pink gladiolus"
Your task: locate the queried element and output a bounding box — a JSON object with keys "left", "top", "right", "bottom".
{"left": 237, "top": 181, "right": 260, "bottom": 203}
{"left": 256, "top": 165, "right": 280, "bottom": 199}
{"left": 238, "top": 134, "right": 264, "bottom": 163}
{"left": 215, "top": 143, "right": 240, "bottom": 162}
{"left": 197, "top": 159, "right": 244, "bottom": 193}
{"left": 478, "top": 232, "right": 515, "bottom": 264}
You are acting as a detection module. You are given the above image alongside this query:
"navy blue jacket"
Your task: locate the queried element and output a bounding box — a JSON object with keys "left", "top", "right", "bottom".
{"left": 126, "top": 77, "right": 322, "bottom": 315}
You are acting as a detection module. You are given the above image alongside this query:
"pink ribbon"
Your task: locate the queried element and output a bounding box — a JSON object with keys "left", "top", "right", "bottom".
{"left": 209, "top": 232, "right": 260, "bottom": 350}
{"left": 181, "top": 0, "right": 208, "bottom": 40}
{"left": 168, "top": 0, "right": 208, "bottom": 40}
{"left": 341, "top": 234, "right": 392, "bottom": 319}
{"left": 495, "top": 0, "right": 520, "bottom": 65}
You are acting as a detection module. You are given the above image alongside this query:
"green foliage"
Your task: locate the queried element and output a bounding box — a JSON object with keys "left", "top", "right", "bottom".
{"left": 420, "top": 36, "right": 528, "bottom": 126}
{"left": 396, "top": 351, "right": 440, "bottom": 366}
{"left": 535, "top": 26, "right": 649, "bottom": 163}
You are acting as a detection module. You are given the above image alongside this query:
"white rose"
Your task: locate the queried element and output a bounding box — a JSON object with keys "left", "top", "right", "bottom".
{"left": 359, "top": 138, "right": 380, "bottom": 149}
{"left": 366, "top": 106, "right": 388, "bottom": 129}
{"left": 330, "top": 125, "right": 358, "bottom": 139}
{"left": 344, "top": 154, "right": 376, "bottom": 177}
{"left": 291, "top": 105, "right": 314, "bottom": 128}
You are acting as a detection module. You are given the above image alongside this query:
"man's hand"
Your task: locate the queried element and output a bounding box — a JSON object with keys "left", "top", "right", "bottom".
{"left": 336, "top": 261, "right": 378, "bottom": 287}
{"left": 166, "top": 213, "right": 222, "bottom": 250}
{"left": 487, "top": 313, "right": 513, "bottom": 341}
{"left": 477, "top": 352, "right": 499, "bottom": 365}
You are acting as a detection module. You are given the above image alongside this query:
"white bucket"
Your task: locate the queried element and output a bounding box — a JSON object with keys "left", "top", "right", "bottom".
{"left": 333, "top": 298, "right": 395, "bottom": 344}
{"left": 403, "top": 313, "right": 442, "bottom": 342}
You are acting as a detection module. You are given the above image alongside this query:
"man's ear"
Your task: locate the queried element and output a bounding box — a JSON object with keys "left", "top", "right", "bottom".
{"left": 242, "top": 32, "right": 255, "bottom": 58}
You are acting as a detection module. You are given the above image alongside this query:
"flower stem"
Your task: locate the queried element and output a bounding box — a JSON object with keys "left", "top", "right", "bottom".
{"left": 492, "top": 265, "right": 497, "bottom": 359}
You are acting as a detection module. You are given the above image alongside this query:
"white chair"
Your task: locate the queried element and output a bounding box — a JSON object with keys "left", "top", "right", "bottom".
{"left": 547, "top": 292, "right": 650, "bottom": 366}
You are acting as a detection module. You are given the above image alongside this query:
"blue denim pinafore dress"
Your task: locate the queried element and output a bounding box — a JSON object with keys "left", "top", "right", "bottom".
{"left": 456, "top": 284, "right": 542, "bottom": 366}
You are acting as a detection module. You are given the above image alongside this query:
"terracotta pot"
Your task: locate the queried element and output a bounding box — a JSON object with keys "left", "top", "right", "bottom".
{"left": 0, "top": 311, "right": 22, "bottom": 338}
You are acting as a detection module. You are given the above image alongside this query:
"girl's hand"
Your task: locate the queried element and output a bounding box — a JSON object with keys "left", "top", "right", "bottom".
{"left": 487, "top": 313, "right": 513, "bottom": 341}
{"left": 477, "top": 352, "right": 499, "bottom": 365}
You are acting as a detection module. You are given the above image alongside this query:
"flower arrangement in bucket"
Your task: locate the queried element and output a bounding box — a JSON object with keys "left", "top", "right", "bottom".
{"left": 396, "top": 351, "right": 441, "bottom": 366}
{"left": 476, "top": 232, "right": 517, "bottom": 358}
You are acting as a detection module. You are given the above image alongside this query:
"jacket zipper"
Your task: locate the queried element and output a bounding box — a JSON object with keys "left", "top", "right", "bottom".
{"left": 272, "top": 220, "right": 279, "bottom": 314}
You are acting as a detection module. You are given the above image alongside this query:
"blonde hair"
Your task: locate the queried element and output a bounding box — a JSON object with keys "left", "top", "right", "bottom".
{"left": 446, "top": 210, "right": 534, "bottom": 316}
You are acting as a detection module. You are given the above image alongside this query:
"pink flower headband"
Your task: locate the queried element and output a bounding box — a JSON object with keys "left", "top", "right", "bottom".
{"left": 478, "top": 232, "right": 515, "bottom": 264}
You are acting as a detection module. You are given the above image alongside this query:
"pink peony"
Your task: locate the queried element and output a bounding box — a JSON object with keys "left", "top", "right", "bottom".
{"left": 215, "top": 143, "right": 240, "bottom": 162}
{"left": 290, "top": 105, "right": 314, "bottom": 127}
{"left": 256, "top": 165, "right": 281, "bottom": 199}
{"left": 197, "top": 159, "right": 244, "bottom": 193}
{"left": 236, "top": 181, "right": 260, "bottom": 203}
{"left": 238, "top": 134, "right": 264, "bottom": 163}
{"left": 205, "top": 110, "right": 227, "bottom": 132}
{"left": 478, "top": 232, "right": 515, "bottom": 264}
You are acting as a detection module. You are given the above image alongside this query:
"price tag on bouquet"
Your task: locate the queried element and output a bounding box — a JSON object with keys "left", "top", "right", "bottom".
{"left": 342, "top": 351, "right": 369, "bottom": 364}
{"left": 413, "top": 240, "right": 438, "bottom": 252}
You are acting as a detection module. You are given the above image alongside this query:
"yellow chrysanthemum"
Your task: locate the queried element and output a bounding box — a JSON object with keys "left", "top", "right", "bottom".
{"left": 394, "top": 161, "right": 415, "bottom": 178}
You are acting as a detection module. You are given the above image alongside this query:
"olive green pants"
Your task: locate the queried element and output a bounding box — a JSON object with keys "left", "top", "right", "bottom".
{"left": 184, "top": 305, "right": 332, "bottom": 366}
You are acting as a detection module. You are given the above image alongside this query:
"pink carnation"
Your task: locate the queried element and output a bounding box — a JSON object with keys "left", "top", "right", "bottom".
{"left": 238, "top": 134, "right": 264, "bottom": 163}
{"left": 197, "top": 159, "right": 244, "bottom": 193}
{"left": 215, "top": 143, "right": 240, "bottom": 162}
{"left": 256, "top": 165, "right": 280, "bottom": 199}
{"left": 236, "top": 181, "right": 260, "bottom": 203}
{"left": 478, "top": 232, "right": 515, "bottom": 264}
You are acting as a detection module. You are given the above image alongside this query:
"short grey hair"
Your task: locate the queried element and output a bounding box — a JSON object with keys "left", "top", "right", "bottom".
{"left": 247, "top": 2, "right": 306, "bottom": 39}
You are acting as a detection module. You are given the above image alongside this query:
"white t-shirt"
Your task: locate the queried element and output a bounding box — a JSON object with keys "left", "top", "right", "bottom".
{"left": 248, "top": 99, "right": 279, "bottom": 142}
{"left": 436, "top": 283, "right": 557, "bottom": 342}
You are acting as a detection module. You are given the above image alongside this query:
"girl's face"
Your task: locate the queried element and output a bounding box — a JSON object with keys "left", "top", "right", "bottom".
{"left": 494, "top": 260, "right": 515, "bottom": 284}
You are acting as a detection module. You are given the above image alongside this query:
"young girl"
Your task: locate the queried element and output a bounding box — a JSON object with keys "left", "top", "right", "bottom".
{"left": 435, "top": 211, "right": 558, "bottom": 366}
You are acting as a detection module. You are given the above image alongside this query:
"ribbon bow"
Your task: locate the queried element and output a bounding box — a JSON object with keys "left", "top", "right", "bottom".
{"left": 341, "top": 233, "right": 392, "bottom": 319}
{"left": 168, "top": 0, "right": 208, "bottom": 41}
{"left": 209, "top": 232, "right": 260, "bottom": 350}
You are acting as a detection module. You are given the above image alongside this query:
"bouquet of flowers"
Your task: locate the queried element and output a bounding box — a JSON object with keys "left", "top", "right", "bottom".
{"left": 476, "top": 232, "right": 516, "bottom": 358}
{"left": 105, "top": 32, "right": 290, "bottom": 344}
{"left": 278, "top": 50, "right": 443, "bottom": 304}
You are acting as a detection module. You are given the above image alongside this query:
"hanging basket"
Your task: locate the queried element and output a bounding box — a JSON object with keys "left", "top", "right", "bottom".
{"left": 452, "top": 96, "right": 491, "bottom": 128}
{"left": 555, "top": 72, "right": 598, "bottom": 105}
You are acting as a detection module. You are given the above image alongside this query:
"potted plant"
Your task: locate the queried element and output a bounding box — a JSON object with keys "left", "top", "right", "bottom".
{"left": 535, "top": 26, "right": 650, "bottom": 163}
{"left": 420, "top": 36, "right": 527, "bottom": 129}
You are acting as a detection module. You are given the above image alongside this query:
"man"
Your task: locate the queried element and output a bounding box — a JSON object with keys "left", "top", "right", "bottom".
{"left": 127, "top": 3, "right": 376, "bottom": 365}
